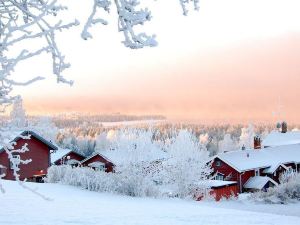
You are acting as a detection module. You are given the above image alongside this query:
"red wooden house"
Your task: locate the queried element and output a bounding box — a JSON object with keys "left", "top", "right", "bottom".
{"left": 210, "top": 143, "right": 300, "bottom": 193}
{"left": 0, "top": 130, "right": 57, "bottom": 182}
{"left": 81, "top": 153, "right": 115, "bottom": 172}
{"left": 51, "top": 149, "right": 85, "bottom": 166}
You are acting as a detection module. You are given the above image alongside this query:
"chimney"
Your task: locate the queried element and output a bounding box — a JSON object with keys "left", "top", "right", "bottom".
{"left": 254, "top": 135, "right": 261, "bottom": 150}
{"left": 281, "top": 121, "right": 287, "bottom": 133}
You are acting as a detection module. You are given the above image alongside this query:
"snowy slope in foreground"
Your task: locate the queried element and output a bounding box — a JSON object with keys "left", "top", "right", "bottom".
{"left": 1, "top": 181, "right": 300, "bottom": 225}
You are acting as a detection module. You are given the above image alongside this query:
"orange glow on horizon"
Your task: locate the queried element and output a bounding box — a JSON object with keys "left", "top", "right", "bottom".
{"left": 12, "top": 1, "right": 300, "bottom": 124}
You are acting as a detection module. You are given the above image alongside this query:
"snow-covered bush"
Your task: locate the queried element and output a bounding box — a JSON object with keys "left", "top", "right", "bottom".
{"left": 46, "top": 165, "right": 160, "bottom": 197}
{"left": 46, "top": 128, "right": 212, "bottom": 199}
{"left": 251, "top": 173, "right": 300, "bottom": 204}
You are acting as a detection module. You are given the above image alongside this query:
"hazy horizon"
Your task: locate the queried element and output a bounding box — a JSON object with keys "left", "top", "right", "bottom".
{"left": 12, "top": 0, "right": 300, "bottom": 124}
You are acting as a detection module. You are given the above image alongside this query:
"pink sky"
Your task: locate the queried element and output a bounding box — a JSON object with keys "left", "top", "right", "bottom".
{"left": 21, "top": 33, "right": 300, "bottom": 123}
{"left": 13, "top": 1, "right": 300, "bottom": 123}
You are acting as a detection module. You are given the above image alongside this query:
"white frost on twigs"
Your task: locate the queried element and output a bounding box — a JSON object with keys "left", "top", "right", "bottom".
{"left": 0, "top": 0, "right": 78, "bottom": 110}
{"left": 179, "top": 0, "right": 200, "bottom": 16}
{"left": 82, "top": 0, "right": 158, "bottom": 49}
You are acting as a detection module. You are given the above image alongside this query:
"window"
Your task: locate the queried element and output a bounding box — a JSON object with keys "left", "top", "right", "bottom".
{"left": 214, "top": 173, "right": 224, "bottom": 180}
{"left": 215, "top": 160, "right": 222, "bottom": 167}
{"left": 287, "top": 167, "right": 295, "bottom": 174}
{"left": 95, "top": 165, "right": 105, "bottom": 171}
{"left": 10, "top": 155, "right": 20, "bottom": 170}
{"left": 255, "top": 169, "right": 260, "bottom": 176}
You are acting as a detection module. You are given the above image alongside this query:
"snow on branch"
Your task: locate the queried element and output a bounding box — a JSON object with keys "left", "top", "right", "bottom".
{"left": 179, "top": 0, "right": 200, "bottom": 16}
{"left": 114, "top": 0, "right": 157, "bottom": 49}
{"left": 81, "top": 0, "right": 110, "bottom": 40}
{"left": 1, "top": 0, "right": 200, "bottom": 109}
{"left": 0, "top": 0, "right": 78, "bottom": 110}
{"left": 81, "top": 0, "right": 200, "bottom": 49}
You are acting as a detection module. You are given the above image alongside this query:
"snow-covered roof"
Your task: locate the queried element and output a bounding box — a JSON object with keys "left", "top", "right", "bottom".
{"left": 81, "top": 153, "right": 112, "bottom": 165}
{"left": 66, "top": 159, "right": 81, "bottom": 165}
{"left": 0, "top": 130, "right": 57, "bottom": 153}
{"left": 88, "top": 161, "right": 105, "bottom": 168}
{"left": 51, "top": 149, "right": 84, "bottom": 164}
{"left": 51, "top": 149, "right": 73, "bottom": 163}
{"left": 198, "top": 180, "right": 237, "bottom": 188}
{"left": 263, "top": 163, "right": 288, "bottom": 174}
{"left": 215, "top": 144, "right": 300, "bottom": 172}
{"left": 244, "top": 176, "right": 278, "bottom": 190}
{"left": 262, "top": 130, "right": 300, "bottom": 147}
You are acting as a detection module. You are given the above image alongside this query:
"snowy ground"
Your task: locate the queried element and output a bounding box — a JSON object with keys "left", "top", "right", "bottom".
{"left": 1, "top": 180, "right": 300, "bottom": 225}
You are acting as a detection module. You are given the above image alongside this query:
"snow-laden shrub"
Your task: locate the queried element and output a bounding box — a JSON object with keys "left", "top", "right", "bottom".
{"left": 251, "top": 173, "right": 300, "bottom": 204}
{"left": 46, "top": 129, "right": 212, "bottom": 199}
{"left": 46, "top": 165, "right": 160, "bottom": 197}
{"left": 46, "top": 165, "right": 118, "bottom": 193}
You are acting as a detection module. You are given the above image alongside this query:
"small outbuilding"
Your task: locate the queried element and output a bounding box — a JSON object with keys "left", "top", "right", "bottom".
{"left": 244, "top": 176, "right": 278, "bottom": 192}
{"left": 51, "top": 149, "right": 85, "bottom": 166}
{"left": 196, "top": 180, "right": 238, "bottom": 201}
{"left": 81, "top": 153, "right": 115, "bottom": 172}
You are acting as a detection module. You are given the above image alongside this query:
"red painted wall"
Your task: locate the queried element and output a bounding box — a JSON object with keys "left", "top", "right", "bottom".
{"left": 211, "top": 185, "right": 239, "bottom": 201}
{"left": 195, "top": 184, "right": 239, "bottom": 201}
{"left": 54, "top": 152, "right": 85, "bottom": 165}
{"left": 212, "top": 157, "right": 258, "bottom": 193}
{"left": 82, "top": 155, "right": 114, "bottom": 172}
{"left": 211, "top": 158, "right": 242, "bottom": 191}
{"left": 0, "top": 137, "right": 50, "bottom": 180}
{"left": 239, "top": 170, "right": 255, "bottom": 192}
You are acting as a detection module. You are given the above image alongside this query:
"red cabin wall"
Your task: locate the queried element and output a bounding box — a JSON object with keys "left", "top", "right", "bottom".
{"left": 239, "top": 170, "right": 255, "bottom": 192}
{"left": 211, "top": 158, "right": 258, "bottom": 193}
{"left": 54, "top": 152, "right": 85, "bottom": 165}
{"left": 211, "top": 158, "right": 243, "bottom": 192}
{"left": 211, "top": 185, "right": 239, "bottom": 201}
{"left": 0, "top": 137, "right": 50, "bottom": 180}
{"left": 212, "top": 158, "right": 239, "bottom": 181}
{"left": 82, "top": 155, "right": 114, "bottom": 172}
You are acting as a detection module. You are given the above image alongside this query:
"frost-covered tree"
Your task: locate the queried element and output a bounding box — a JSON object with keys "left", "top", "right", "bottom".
{"left": 9, "top": 96, "right": 27, "bottom": 127}
{"left": 218, "top": 133, "right": 237, "bottom": 153}
{"left": 101, "top": 128, "right": 164, "bottom": 165}
{"left": 162, "top": 130, "right": 212, "bottom": 198}
{"left": 77, "top": 136, "right": 96, "bottom": 156}
{"left": 95, "top": 132, "right": 111, "bottom": 152}
{"left": 31, "top": 116, "right": 58, "bottom": 142}
{"left": 239, "top": 124, "right": 255, "bottom": 149}
{"left": 199, "top": 133, "right": 210, "bottom": 145}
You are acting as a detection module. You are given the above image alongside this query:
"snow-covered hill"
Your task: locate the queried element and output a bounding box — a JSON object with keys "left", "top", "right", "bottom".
{"left": 0, "top": 180, "right": 300, "bottom": 225}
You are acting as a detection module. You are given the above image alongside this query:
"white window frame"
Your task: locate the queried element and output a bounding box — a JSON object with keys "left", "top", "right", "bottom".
{"left": 214, "top": 173, "right": 224, "bottom": 181}
{"left": 95, "top": 164, "right": 105, "bottom": 171}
